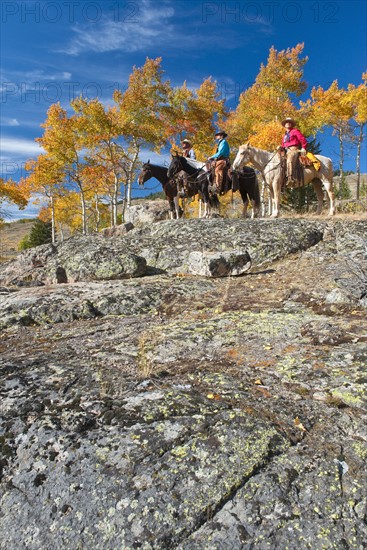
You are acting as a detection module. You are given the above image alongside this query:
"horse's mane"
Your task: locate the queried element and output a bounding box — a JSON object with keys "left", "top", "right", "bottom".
{"left": 143, "top": 162, "right": 167, "bottom": 171}
{"left": 181, "top": 157, "right": 206, "bottom": 170}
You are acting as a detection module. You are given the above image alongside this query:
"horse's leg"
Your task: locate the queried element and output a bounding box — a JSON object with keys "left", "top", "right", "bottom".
{"left": 270, "top": 179, "right": 280, "bottom": 218}
{"left": 168, "top": 197, "right": 175, "bottom": 219}
{"left": 173, "top": 196, "right": 181, "bottom": 219}
{"left": 207, "top": 201, "right": 212, "bottom": 218}
{"left": 323, "top": 180, "right": 336, "bottom": 216}
{"left": 242, "top": 199, "right": 249, "bottom": 218}
{"left": 180, "top": 198, "right": 185, "bottom": 218}
{"left": 312, "top": 179, "right": 324, "bottom": 215}
{"left": 250, "top": 200, "right": 257, "bottom": 218}
{"left": 260, "top": 178, "right": 267, "bottom": 216}
{"left": 237, "top": 182, "right": 248, "bottom": 219}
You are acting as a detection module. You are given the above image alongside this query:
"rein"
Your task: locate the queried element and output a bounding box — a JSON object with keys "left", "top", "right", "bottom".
{"left": 261, "top": 150, "right": 281, "bottom": 172}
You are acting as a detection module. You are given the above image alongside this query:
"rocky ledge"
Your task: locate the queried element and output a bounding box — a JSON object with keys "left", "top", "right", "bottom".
{"left": 0, "top": 218, "right": 366, "bottom": 549}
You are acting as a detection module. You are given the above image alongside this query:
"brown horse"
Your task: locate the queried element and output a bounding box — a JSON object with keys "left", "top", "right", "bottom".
{"left": 138, "top": 161, "right": 183, "bottom": 219}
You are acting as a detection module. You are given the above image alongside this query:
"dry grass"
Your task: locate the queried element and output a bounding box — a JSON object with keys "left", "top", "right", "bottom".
{"left": 0, "top": 220, "right": 34, "bottom": 262}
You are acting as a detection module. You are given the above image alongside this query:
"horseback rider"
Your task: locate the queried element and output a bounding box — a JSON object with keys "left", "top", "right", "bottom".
{"left": 208, "top": 130, "right": 230, "bottom": 194}
{"left": 179, "top": 139, "right": 196, "bottom": 198}
{"left": 281, "top": 118, "right": 321, "bottom": 186}
{"left": 281, "top": 117, "right": 308, "bottom": 186}
{"left": 181, "top": 139, "right": 196, "bottom": 159}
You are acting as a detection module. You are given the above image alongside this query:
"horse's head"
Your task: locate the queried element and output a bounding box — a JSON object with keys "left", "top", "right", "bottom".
{"left": 167, "top": 153, "right": 183, "bottom": 179}
{"left": 138, "top": 160, "right": 151, "bottom": 186}
{"left": 232, "top": 142, "right": 251, "bottom": 171}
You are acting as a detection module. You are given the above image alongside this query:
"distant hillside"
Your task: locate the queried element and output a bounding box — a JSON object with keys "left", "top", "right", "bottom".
{"left": 0, "top": 220, "right": 35, "bottom": 262}
{"left": 334, "top": 173, "right": 367, "bottom": 197}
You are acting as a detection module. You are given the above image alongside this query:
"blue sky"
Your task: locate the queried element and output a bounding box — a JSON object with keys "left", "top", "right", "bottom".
{"left": 1, "top": 0, "right": 366, "bottom": 219}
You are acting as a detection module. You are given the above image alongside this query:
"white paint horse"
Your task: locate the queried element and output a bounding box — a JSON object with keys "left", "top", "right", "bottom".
{"left": 233, "top": 143, "right": 335, "bottom": 218}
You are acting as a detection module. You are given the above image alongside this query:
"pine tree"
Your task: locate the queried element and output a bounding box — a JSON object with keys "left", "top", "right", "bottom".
{"left": 19, "top": 219, "right": 52, "bottom": 250}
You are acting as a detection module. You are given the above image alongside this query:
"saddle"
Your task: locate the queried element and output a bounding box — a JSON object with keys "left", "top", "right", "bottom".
{"left": 304, "top": 152, "right": 321, "bottom": 171}
{"left": 299, "top": 155, "right": 313, "bottom": 168}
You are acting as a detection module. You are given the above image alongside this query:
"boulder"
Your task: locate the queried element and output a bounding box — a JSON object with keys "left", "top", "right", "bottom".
{"left": 124, "top": 199, "right": 172, "bottom": 225}
{"left": 100, "top": 222, "right": 134, "bottom": 237}
{"left": 0, "top": 236, "right": 147, "bottom": 286}
{"left": 188, "top": 249, "right": 251, "bottom": 277}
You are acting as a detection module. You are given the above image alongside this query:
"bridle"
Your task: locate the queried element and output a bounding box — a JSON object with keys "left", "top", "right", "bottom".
{"left": 138, "top": 165, "right": 151, "bottom": 186}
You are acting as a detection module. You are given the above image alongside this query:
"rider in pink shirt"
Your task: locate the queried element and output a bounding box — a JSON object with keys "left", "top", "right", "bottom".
{"left": 282, "top": 123, "right": 308, "bottom": 150}
{"left": 281, "top": 117, "right": 307, "bottom": 184}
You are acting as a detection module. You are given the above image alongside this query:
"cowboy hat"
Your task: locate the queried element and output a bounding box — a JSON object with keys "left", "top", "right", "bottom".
{"left": 181, "top": 139, "right": 192, "bottom": 145}
{"left": 281, "top": 117, "right": 296, "bottom": 127}
{"left": 215, "top": 130, "right": 228, "bottom": 138}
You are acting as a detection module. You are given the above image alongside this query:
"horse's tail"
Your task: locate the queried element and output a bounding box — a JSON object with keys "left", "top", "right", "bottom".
{"left": 253, "top": 173, "right": 261, "bottom": 208}
{"left": 325, "top": 158, "right": 333, "bottom": 183}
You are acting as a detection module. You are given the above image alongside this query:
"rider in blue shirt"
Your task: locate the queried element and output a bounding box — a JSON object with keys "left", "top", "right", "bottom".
{"left": 209, "top": 131, "right": 230, "bottom": 160}
{"left": 208, "top": 131, "right": 230, "bottom": 194}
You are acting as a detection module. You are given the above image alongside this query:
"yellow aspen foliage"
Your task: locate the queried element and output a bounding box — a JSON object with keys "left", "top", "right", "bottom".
{"left": 113, "top": 57, "right": 172, "bottom": 149}
{"left": 166, "top": 78, "right": 227, "bottom": 161}
{"left": 226, "top": 44, "right": 308, "bottom": 148}
{"left": 248, "top": 120, "right": 284, "bottom": 151}
{"left": 0, "top": 177, "right": 28, "bottom": 220}
{"left": 345, "top": 73, "right": 367, "bottom": 126}
{"left": 307, "top": 80, "right": 354, "bottom": 129}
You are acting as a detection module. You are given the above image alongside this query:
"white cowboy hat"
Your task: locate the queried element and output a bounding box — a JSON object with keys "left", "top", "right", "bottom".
{"left": 181, "top": 139, "right": 192, "bottom": 145}
{"left": 281, "top": 117, "right": 296, "bottom": 127}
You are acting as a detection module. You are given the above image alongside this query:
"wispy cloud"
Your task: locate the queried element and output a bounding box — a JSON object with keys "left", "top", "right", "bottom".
{"left": 22, "top": 70, "right": 72, "bottom": 81}
{"left": 0, "top": 137, "right": 43, "bottom": 156}
{"left": 1, "top": 118, "right": 20, "bottom": 127}
{"left": 62, "top": 0, "right": 175, "bottom": 55}
{"left": 60, "top": 0, "right": 271, "bottom": 59}
{"left": 1, "top": 69, "right": 72, "bottom": 84}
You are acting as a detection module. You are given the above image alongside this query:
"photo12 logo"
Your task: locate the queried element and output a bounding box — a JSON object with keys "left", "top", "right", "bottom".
{"left": 1, "top": 2, "right": 140, "bottom": 24}
{"left": 1, "top": 81, "right": 126, "bottom": 104}
{"left": 201, "top": 2, "right": 339, "bottom": 24}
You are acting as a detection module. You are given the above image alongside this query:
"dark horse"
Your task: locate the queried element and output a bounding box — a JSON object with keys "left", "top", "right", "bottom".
{"left": 138, "top": 161, "right": 183, "bottom": 219}
{"left": 167, "top": 155, "right": 220, "bottom": 218}
{"left": 167, "top": 154, "right": 261, "bottom": 218}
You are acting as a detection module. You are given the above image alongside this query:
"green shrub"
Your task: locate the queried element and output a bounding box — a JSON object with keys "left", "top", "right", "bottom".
{"left": 18, "top": 219, "right": 52, "bottom": 250}
{"left": 18, "top": 235, "right": 31, "bottom": 251}
{"left": 285, "top": 186, "right": 318, "bottom": 213}
{"left": 336, "top": 175, "right": 352, "bottom": 200}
